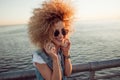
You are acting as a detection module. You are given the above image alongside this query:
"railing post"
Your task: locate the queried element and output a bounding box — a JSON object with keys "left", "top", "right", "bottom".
{"left": 89, "top": 71, "right": 95, "bottom": 80}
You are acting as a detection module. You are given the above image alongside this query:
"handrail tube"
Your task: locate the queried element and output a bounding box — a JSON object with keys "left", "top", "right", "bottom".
{"left": 90, "top": 59, "right": 120, "bottom": 70}
{"left": 0, "top": 69, "right": 36, "bottom": 80}
{"left": 72, "top": 59, "right": 120, "bottom": 73}
{"left": 72, "top": 63, "right": 90, "bottom": 73}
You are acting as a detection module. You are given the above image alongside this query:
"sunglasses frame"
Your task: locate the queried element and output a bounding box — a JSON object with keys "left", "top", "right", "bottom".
{"left": 54, "top": 28, "right": 68, "bottom": 37}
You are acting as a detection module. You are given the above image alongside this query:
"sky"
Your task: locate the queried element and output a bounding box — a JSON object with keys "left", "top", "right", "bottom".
{"left": 0, "top": 0, "right": 120, "bottom": 25}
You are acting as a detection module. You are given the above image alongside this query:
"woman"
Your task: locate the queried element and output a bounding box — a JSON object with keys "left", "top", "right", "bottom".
{"left": 28, "top": 0, "right": 74, "bottom": 80}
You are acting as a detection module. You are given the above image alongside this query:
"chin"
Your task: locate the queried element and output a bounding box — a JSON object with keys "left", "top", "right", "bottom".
{"left": 56, "top": 41, "right": 63, "bottom": 46}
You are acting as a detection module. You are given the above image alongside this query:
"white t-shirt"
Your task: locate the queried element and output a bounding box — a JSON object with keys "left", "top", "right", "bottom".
{"left": 32, "top": 52, "right": 46, "bottom": 66}
{"left": 32, "top": 51, "right": 62, "bottom": 66}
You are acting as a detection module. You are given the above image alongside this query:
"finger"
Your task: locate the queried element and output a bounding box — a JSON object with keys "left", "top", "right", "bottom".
{"left": 51, "top": 47, "right": 56, "bottom": 53}
{"left": 63, "top": 39, "right": 69, "bottom": 47}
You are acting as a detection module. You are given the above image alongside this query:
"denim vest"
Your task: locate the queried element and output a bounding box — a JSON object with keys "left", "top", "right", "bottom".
{"left": 35, "top": 49, "right": 67, "bottom": 80}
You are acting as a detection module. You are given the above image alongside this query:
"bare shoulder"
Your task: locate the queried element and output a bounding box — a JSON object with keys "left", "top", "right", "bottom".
{"left": 35, "top": 62, "right": 52, "bottom": 80}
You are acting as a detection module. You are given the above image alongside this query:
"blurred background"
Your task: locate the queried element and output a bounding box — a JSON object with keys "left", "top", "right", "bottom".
{"left": 0, "top": 0, "right": 120, "bottom": 79}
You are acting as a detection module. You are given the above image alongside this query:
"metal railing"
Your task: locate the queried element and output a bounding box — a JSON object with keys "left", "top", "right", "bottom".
{"left": 0, "top": 59, "right": 120, "bottom": 80}
{"left": 72, "top": 59, "right": 120, "bottom": 80}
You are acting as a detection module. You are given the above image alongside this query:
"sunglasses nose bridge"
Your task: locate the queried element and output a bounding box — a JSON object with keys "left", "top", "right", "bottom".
{"left": 59, "top": 30, "right": 63, "bottom": 37}
{"left": 54, "top": 28, "right": 67, "bottom": 37}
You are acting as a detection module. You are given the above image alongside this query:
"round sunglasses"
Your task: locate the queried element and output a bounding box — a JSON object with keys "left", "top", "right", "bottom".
{"left": 54, "top": 28, "right": 68, "bottom": 37}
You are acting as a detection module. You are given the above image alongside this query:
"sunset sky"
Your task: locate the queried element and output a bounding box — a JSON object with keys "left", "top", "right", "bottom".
{"left": 0, "top": 0, "right": 120, "bottom": 25}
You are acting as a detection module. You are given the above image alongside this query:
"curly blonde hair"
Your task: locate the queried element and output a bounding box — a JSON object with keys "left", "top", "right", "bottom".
{"left": 28, "top": 0, "right": 74, "bottom": 49}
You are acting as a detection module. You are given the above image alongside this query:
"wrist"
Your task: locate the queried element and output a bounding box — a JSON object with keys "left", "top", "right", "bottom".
{"left": 64, "top": 55, "right": 71, "bottom": 59}
{"left": 63, "top": 51, "right": 69, "bottom": 56}
{"left": 52, "top": 55, "right": 59, "bottom": 61}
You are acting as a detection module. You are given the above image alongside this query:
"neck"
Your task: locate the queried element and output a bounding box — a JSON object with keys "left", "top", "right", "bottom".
{"left": 55, "top": 45, "right": 60, "bottom": 54}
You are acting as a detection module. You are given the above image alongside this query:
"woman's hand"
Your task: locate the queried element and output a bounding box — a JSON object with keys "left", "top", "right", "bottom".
{"left": 44, "top": 42, "right": 57, "bottom": 59}
{"left": 61, "top": 39, "right": 71, "bottom": 56}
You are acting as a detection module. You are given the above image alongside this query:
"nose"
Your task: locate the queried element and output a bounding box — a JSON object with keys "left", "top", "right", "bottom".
{"left": 58, "top": 31, "right": 64, "bottom": 39}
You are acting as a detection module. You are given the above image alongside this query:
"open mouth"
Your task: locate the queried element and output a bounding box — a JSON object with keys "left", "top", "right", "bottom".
{"left": 54, "top": 37, "right": 63, "bottom": 42}
{"left": 57, "top": 39, "right": 63, "bottom": 42}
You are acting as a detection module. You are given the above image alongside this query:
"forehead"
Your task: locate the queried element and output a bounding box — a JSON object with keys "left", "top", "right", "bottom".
{"left": 54, "top": 21, "right": 65, "bottom": 30}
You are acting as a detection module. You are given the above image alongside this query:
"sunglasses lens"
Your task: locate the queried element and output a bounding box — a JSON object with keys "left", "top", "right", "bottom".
{"left": 54, "top": 30, "right": 59, "bottom": 37}
{"left": 62, "top": 29, "right": 67, "bottom": 36}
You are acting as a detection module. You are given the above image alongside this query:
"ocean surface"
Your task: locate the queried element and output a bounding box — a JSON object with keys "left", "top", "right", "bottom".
{"left": 0, "top": 20, "right": 120, "bottom": 79}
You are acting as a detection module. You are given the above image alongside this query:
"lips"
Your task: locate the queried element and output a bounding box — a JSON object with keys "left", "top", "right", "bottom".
{"left": 56, "top": 37, "right": 63, "bottom": 41}
{"left": 57, "top": 39, "right": 63, "bottom": 42}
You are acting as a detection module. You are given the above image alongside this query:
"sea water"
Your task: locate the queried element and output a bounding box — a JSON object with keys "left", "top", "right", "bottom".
{"left": 0, "top": 20, "right": 120, "bottom": 79}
